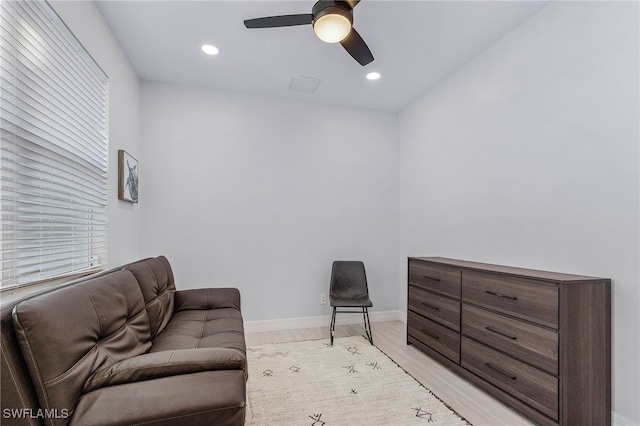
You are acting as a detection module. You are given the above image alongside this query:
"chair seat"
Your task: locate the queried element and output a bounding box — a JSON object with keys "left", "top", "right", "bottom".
{"left": 330, "top": 296, "right": 373, "bottom": 308}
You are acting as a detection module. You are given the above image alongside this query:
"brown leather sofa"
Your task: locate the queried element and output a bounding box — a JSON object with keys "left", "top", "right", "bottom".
{"left": 1, "top": 256, "right": 247, "bottom": 426}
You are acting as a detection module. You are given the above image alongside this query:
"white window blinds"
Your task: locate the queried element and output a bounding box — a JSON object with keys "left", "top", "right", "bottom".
{"left": 1, "top": 0, "right": 109, "bottom": 288}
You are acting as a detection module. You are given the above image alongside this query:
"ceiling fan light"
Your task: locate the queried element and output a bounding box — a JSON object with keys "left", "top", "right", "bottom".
{"left": 313, "top": 10, "right": 352, "bottom": 43}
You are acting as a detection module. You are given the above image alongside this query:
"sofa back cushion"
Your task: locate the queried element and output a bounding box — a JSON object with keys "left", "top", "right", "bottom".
{"left": 124, "top": 256, "right": 175, "bottom": 337}
{"left": 1, "top": 304, "right": 42, "bottom": 426}
{"left": 12, "top": 270, "right": 151, "bottom": 425}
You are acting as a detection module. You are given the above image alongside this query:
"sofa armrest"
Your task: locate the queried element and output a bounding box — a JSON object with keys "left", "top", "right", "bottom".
{"left": 83, "top": 347, "right": 245, "bottom": 393}
{"left": 174, "top": 288, "right": 241, "bottom": 312}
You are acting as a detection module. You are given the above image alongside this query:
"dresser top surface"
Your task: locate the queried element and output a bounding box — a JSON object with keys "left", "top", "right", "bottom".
{"left": 410, "top": 257, "right": 610, "bottom": 284}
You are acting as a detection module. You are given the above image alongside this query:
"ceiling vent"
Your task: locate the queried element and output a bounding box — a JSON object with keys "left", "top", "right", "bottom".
{"left": 287, "top": 76, "right": 321, "bottom": 93}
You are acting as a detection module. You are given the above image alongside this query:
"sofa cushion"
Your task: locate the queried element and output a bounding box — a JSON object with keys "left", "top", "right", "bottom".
{"left": 71, "top": 370, "right": 246, "bottom": 426}
{"left": 150, "top": 308, "right": 245, "bottom": 354}
{"left": 174, "top": 288, "right": 241, "bottom": 311}
{"left": 124, "top": 256, "right": 175, "bottom": 337}
{"left": 1, "top": 305, "right": 42, "bottom": 426}
{"left": 83, "top": 347, "right": 246, "bottom": 393}
{"left": 12, "top": 270, "right": 151, "bottom": 425}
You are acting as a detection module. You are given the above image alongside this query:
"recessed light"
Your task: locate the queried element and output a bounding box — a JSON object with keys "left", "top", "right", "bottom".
{"left": 366, "top": 72, "right": 381, "bottom": 81}
{"left": 201, "top": 44, "right": 219, "bottom": 55}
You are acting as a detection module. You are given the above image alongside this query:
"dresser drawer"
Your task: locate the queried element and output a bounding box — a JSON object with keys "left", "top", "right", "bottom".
{"left": 409, "top": 260, "right": 461, "bottom": 299}
{"left": 408, "top": 311, "right": 460, "bottom": 363}
{"left": 409, "top": 285, "right": 460, "bottom": 331}
{"left": 462, "top": 337, "right": 558, "bottom": 421}
{"left": 462, "top": 304, "right": 558, "bottom": 375}
{"left": 462, "top": 271, "right": 558, "bottom": 328}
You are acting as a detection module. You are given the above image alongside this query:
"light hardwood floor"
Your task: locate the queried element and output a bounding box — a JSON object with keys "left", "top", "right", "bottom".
{"left": 245, "top": 320, "right": 535, "bottom": 426}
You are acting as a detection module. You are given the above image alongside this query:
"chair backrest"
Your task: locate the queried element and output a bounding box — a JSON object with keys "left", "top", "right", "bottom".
{"left": 329, "top": 261, "right": 369, "bottom": 300}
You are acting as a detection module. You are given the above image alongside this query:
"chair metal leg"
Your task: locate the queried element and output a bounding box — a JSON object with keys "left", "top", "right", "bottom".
{"left": 330, "top": 307, "right": 337, "bottom": 346}
{"left": 363, "top": 307, "right": 373, "bottom": 345}
{"left": 331, "top": 306, "right": 372, "bottom": 346}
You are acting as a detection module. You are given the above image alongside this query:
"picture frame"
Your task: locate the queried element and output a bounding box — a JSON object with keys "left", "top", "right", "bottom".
{"left": 118, "top": 149, "right": 139, "bottom": 203}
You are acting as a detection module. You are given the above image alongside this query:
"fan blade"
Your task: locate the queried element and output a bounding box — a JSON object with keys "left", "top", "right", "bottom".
{"left": 244, "top": 14, "right": 313, "bottom": 29}
{"left": 340, "top": 28, "right": 373, "bottom": 66}
{"left": 343, "top": 0, "right": 361, "bottom": 10}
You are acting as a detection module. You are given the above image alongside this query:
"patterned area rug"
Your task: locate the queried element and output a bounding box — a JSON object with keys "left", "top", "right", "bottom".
{"left": 245, "top": 335, "right": 471, "bottom": 425}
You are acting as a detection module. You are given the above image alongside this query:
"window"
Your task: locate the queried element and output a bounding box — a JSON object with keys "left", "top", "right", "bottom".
{"left": 1, "top": 0, "right": 109, "bottom": 289}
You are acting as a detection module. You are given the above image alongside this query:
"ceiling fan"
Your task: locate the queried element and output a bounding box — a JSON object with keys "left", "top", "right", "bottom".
{"left": 243, "top": 0, "right": 374, "bottom": 66}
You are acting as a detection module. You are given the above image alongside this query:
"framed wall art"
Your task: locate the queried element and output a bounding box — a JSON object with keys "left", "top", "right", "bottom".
{"left": 118, "top": 149, "right": 139, "bottom": 203}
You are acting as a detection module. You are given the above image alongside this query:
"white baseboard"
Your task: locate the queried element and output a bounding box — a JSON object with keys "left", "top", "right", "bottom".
{"left": 244, "top": 310, "right": 405, "bottom": 333}
{"left": 614, "top": 412, "right": 640, "bottom": 426}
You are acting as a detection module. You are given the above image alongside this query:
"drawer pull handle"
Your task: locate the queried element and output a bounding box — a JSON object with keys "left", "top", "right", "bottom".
{"left": 485, "top": 290, "right": 518, "bottom": 301}
{"left": 421, "top": 329, "right": 439, "bottom": 340}
{"left": 485, "top": 326, "right": 517, "bottom": 340}
{"left": 421, "top": 302, "right": 440, "bottom": 311}
{"left": 423, "top": 275, "right": 441, "bottom": 282}
{"left": 485, "top": 363, "right": 517, "bottom": 380}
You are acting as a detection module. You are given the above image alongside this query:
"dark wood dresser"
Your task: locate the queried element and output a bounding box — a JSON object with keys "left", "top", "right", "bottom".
{"left": 407, "top": 257, "right": 611, "bottom": 426}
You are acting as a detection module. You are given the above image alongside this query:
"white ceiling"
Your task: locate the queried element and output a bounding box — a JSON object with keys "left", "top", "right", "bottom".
{"left": 95, "top": 0, "right": 550, "bottom": 112}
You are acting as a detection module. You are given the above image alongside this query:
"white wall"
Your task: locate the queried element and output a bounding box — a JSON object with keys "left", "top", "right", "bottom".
{"left": 399, "top": 2, "right": 639, "bottom": 422}
{"left": 47, "top": 0, "right": 640, "bottom": 421}
{"left": 50, "top": 1, "right": 142, "bottom": 267}
{"left": 140, "top": 82, "right": 399, "bottom": 321}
